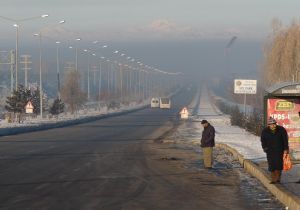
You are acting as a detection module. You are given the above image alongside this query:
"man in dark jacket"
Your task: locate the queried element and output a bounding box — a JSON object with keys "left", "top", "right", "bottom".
{"left": 261, "top": 117, "right": 289, "bottom": 184}
{"left": 201, "top": 120, "right": 215, "bottom": 169}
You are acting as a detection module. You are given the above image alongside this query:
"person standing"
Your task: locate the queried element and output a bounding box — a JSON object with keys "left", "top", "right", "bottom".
{"left": 261, "top": 117, "right": 289, "bottom": 184}
{"left": 200, "top": 120, "right": 215, "bottom": 169}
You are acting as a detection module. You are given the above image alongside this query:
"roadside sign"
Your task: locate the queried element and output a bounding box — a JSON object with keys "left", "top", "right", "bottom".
{"left": 25, "top": 101, "right": 34, "bottom": 114}
{"left": 234, "top": 79, "right": 257, "bottom": 94}
{"left": 180, "top": 107, "right": 189, "bottom": 119}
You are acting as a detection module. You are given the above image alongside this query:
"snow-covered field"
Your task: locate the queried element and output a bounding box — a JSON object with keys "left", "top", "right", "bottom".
{"left": 194, "top": 86, "right": 266, "bottom": 162}
{"left": 180, "top": 86, "right": 266, "bottom": 162}
{"left": 176, "top": 86, "right": 300, "bottom": 196}
{"left": 2, "top": 87, "right": 183, "bottom": 127}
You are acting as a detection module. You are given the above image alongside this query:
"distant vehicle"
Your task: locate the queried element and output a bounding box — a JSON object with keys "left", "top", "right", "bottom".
{"left": 151, "top": 98, "right": 160, "bottom": 108}
{"left": 160, "top": 97, "right": 171, "bottom": 109}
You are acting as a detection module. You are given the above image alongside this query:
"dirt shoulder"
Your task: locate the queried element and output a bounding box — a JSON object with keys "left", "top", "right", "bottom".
{"left": 141, "top": 138, "right": 285, "bottom": 210}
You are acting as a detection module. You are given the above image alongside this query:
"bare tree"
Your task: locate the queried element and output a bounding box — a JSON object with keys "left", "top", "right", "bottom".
{"left": 263, "top": 19, "right": 300, "bottom": 86}
{"left": 61, "top": 69, "right": 86, "bottom": 113}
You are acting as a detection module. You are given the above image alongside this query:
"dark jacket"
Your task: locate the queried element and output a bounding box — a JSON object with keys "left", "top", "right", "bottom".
{"left": 201, "top": 123, "right": 215, "bottom": 147}
{"left": 261, "top": 125, "right": 289, "bottom": 171}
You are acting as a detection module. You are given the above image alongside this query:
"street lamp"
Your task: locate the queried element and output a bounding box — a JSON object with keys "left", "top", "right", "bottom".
{"left": 84, "top": 49, "right": 91, "bottom": 100}
{"left": 99, "top": 56, "right": 105, "bottom": 102}
{"left": 75, "top": 38, "right": 81, "bottom": 71}
{"left": 56, "top": 41, "right": 61, "bottom": 99}
{"left": 33, "top": 33, "right": 43, "bottom": 118}
{"left": 33, "top": 20, "right": 65, "bottom": 118}
{"left": 118, "top": 63, "right": 123, "bottom": 102}
{"left": 92, "top": 53, "right": 97, "bottom": 87}
{"left": 106, "top": 59, "right": 111, "bottom": 93}
{"left": 0, "top": 14, "right": 49, "bottom": 89}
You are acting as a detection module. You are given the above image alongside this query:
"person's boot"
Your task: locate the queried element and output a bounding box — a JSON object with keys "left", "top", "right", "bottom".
{"left": 276, "top": 170, "right": 282, "bottom": 183}
{"left": 270, "top": 171, "right": 277, "bottom": 184}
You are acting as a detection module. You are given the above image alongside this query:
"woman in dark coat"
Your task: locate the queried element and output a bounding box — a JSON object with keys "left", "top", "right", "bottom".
{"left": 261, "top": 117, "right": 289, "bottom": 184}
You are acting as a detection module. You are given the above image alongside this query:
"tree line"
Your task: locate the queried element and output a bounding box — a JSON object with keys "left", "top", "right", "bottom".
{"left": 263, "top": 18, "right": 300, "bottom": 86}
{"left": 4, "top": 68, "right": 87, "bottom": 122}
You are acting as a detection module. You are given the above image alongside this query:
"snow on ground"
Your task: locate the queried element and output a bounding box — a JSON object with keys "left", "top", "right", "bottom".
{"left": 191, "top": 86, "right": 266, "bottom": 162}
{"left": 0, "top": 100, "right": 149, "bottom": 129}
{"left": 189, "top": 86, "right": 300, "bottom": 195}
{"left": 0, "top": 87, "right": 180, "bottom": 127}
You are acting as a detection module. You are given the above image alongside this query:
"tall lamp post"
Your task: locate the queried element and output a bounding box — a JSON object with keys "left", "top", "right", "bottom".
{"left": 55, "top": 41, "right": 61, "bottom": 99}
{"left": 99, "top": 56, "right": 105, "bottom": 102}
{"left": 34, "top": 20, "right": 65, "bottom": 118}
{"left": 0, "top": 14, "right": 49, "bottom": 89}
{"left": 84, "top": 49, "right": 91, "bottom": 100}
{"left": 75, "top": 38, "right": 81, "bottom": 71}
{"left": 33, "top": 33, "right": 43, "bottom": 118}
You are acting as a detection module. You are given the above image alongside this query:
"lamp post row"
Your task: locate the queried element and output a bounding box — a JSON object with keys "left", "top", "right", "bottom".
{"left": 0, "top": 15, "right": 181, "bottom": 117}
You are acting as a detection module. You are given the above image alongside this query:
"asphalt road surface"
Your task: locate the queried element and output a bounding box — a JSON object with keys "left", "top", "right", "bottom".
{"left": 0, "top": 88, "right": 283, "bottom": 210}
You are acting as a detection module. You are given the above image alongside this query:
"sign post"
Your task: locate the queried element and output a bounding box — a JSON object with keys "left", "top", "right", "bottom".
{"left": 234, "top": 79, "right": 257, "bottom": 116}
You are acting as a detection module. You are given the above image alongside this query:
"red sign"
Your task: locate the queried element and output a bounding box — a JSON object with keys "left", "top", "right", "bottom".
{"left": 267, "top": 98, "right": 300, "bottom": 159}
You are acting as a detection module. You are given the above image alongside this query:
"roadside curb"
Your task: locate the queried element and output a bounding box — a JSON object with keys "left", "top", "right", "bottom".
{"left": 217, "top": 143, "right": 300, "bottom": 210}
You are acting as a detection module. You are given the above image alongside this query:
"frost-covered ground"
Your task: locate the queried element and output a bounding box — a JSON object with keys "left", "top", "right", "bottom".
{"left": 180, "top": 86, "right": 300, "bottom": 197}
{"left": 0, "top": 100, "right": 149, "bottom": 129}
{"left": 0, "top": 88, "right": 181, "bottom": 129}
{"left": 179, "top": 86, "right": 266, "bottom": 162}
{"left": 162, "top": 87, "right": 285, "bottom": 209}
{"left": 194, "top": 86, "right": 266, "bottom": 162}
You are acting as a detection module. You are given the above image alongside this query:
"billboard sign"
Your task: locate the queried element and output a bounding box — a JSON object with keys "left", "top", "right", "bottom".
{"left": 267, "top": 98, "right": 300, "bottom": 159}
{"left": 234, "top": 79, "right": 257, "bottom": 94}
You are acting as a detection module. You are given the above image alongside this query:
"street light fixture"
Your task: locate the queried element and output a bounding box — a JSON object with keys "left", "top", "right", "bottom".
{"left": 92, "top": 53, "right": 97, "bottom": 90}
{"left": 56, "top": 41, "right": 61, "bottom": 99}
{"left": 99, "top": 56, "right": 105, "bottom": 102}
{"left": 84, "top": 49, "right": 93, "bottom": 100}
{"left": 33, "top": 33, "right": 43, "bottom": 118}
{"left": 75, "top": 38, "right": 81, "bottom": 71}
{"left": 33, "top": 19, "right": 65, "bottom": 118}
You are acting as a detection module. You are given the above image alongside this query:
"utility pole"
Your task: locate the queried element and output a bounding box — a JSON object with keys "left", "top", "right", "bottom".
{"left": 92, "top": 65, "right": 97, "bottom": 87}
{"left": 0, "top": 51, "right": 15, "bottom": 94}
{"left": 20, "top": 55, "right": 32, "bottom": 89}
{"left": 10, "top": 50, "right": 15, "bottom": 93}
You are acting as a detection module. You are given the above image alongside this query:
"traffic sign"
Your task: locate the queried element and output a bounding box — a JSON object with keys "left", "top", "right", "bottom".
{"left": 25, "top": 101, "right": 34, "bottom": 114}
{"left": 234, "top": 79, "right": 257, "bottom": 94}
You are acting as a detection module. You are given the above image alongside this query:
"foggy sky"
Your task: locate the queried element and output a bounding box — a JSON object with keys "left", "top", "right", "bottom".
{"left": 1, "top": 0, "right": 300, "bottom": 41}
{"left": 0, "top": 0, "right": 297, "bottom": 88}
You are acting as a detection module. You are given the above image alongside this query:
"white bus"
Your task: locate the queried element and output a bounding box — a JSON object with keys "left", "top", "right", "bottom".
{"left": 159, "top": 97, "right": 171, "bottom": 109}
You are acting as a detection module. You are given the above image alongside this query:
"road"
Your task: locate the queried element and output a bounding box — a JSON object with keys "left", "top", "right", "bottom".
{"left": 0, "top": 88, "right": 283, "bottom": 210}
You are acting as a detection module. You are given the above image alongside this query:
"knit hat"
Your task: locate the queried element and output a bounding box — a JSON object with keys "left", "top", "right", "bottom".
{"left": 267, "top": 117, "right": 277, "bottom": 125}
{"left": 201, "top": 120, "right": 208, "bottom": 124}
